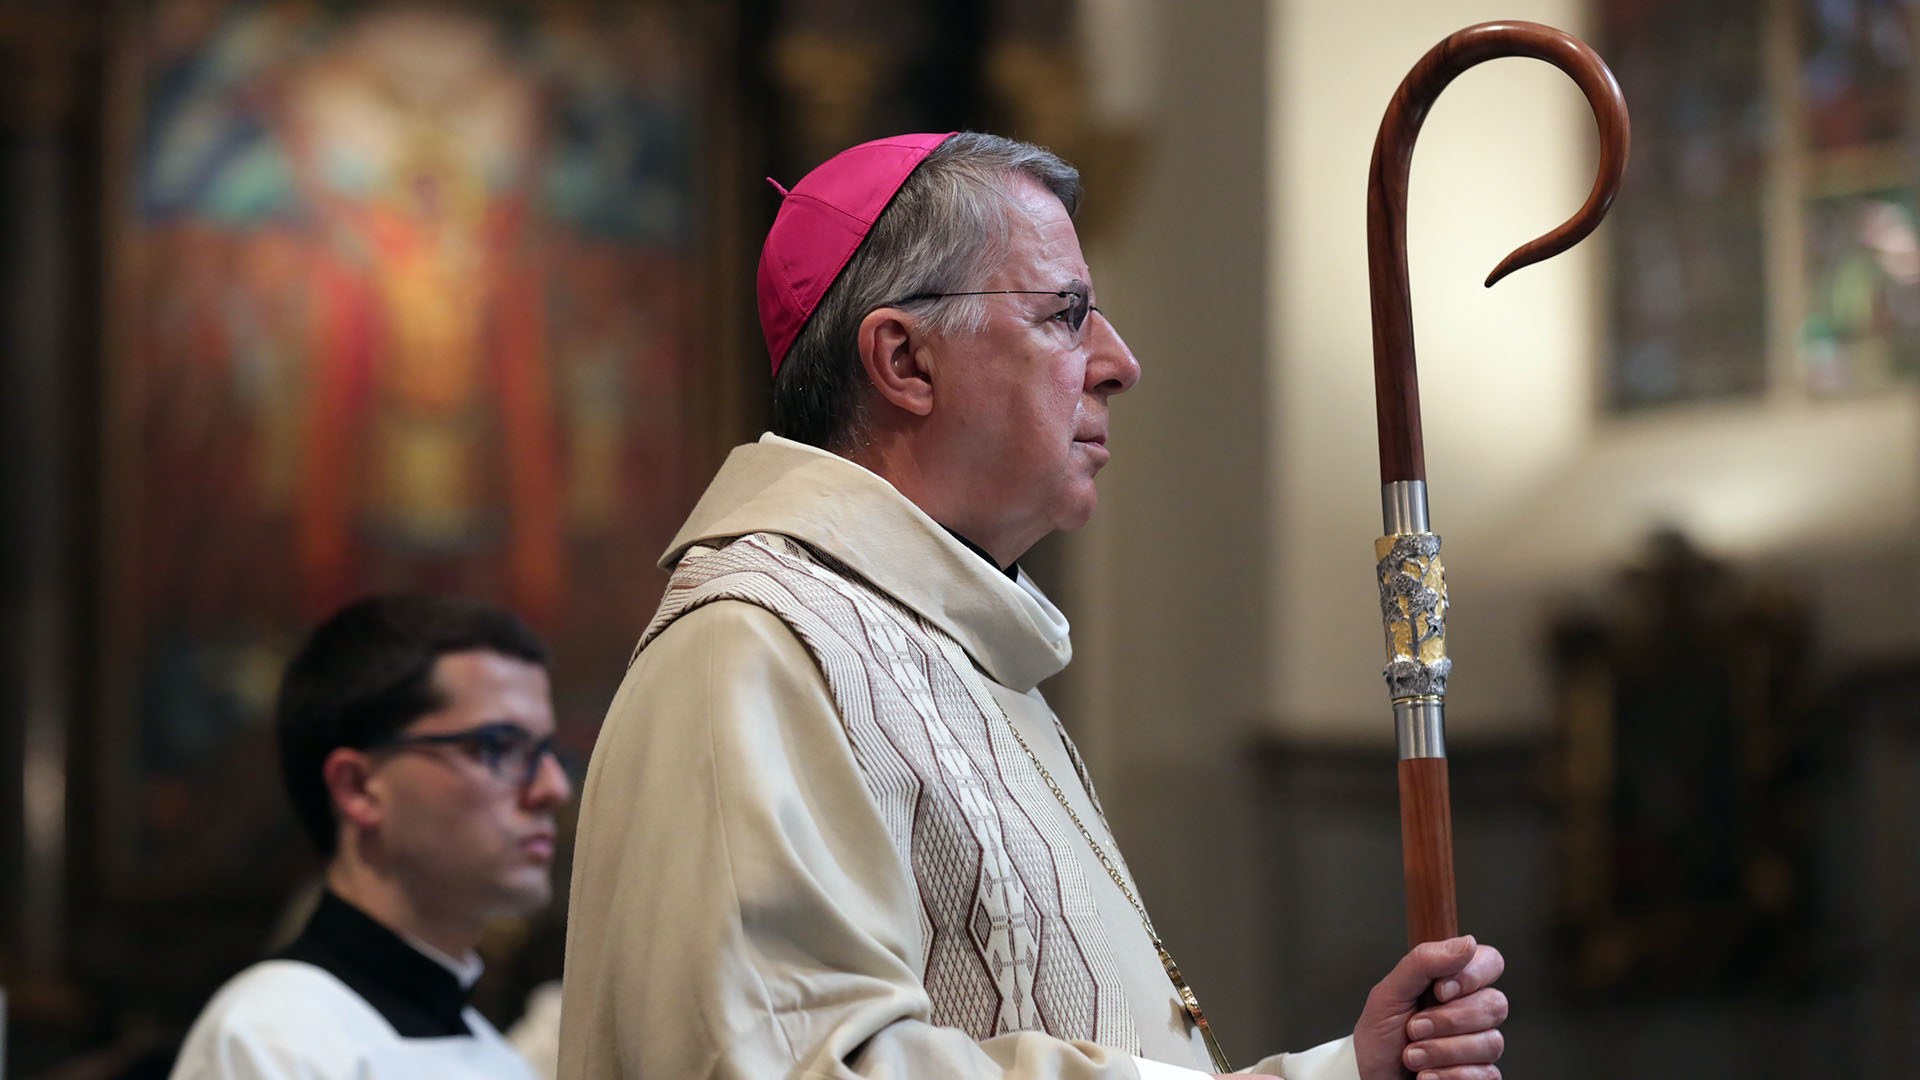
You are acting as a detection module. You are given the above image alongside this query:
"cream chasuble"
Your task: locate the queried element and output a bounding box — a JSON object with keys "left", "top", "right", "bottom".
{"left": 558, "top": 434, "right": 1358, "bottom": 1080}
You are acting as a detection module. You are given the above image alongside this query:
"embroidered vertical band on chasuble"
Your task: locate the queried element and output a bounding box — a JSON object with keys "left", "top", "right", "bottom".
{"left": 638, "top": 533, "right": 1140, "bottom": 1053}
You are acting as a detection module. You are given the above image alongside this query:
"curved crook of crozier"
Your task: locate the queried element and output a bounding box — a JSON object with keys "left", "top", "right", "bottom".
{"left": 1365, "top": 20, "right": 1632, "bottom": 485}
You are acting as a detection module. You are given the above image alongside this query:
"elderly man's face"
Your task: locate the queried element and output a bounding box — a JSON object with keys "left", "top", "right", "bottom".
{"left": 924, "top": 174, "right": 1140, "bottom": 557}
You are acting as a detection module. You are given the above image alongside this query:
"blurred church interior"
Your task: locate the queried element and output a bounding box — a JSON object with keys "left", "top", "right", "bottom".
{"left": 2, "top": 0, "right": 1918, "bottom": 1076}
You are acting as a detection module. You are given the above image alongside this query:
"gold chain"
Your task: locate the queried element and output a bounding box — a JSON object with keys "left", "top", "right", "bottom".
{"left": 997, "top": 709, "right": 1233, "bottom": 1073}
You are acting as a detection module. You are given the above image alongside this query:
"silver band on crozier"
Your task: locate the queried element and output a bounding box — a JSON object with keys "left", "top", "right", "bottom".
{"left": 1394, "top": 697, "right": 1446, "bottom": 760}
{"left": 1382, "top": 479, "right": 1430, "bottom": 535}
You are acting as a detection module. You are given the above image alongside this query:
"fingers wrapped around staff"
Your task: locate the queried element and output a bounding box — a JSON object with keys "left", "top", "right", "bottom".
{"left": 1406, "top": 983, "right": 1509, "bottom": 1041}
{"left": 1430, "top": 941, "right": 1505, "bottom": 1005}
{"left": 1402, "top": 1065, "right": 1503, "bottom": 1080}
{"left": 1402, "top": 945, "right": 1508, "bottom": 1080}
{"left": 1371, "top": 938, "right": 1507, "bottom": 1079}
{"left": 1376, "top": 936, "right": 1503, "bottom": 1003}
{"left": 1403, "top": 1015, "right": 1505, "bottom": 1077}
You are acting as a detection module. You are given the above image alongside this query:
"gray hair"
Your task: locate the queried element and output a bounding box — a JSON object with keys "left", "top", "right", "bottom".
{"left": 770, "top": 132, "right": 1081, "bottom": 451}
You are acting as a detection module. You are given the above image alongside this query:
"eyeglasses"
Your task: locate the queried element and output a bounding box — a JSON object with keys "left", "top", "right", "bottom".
{"left": 367, "top": 722, "right": 566, "bottom": 790}
{"left": 889, "top": 287, "right": 1105, "bottom": 334}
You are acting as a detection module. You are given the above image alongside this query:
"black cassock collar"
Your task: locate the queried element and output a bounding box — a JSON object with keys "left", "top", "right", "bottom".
{"left": 276, "top": 889, "right": 475, "bottom": 1038}
{"left": 941, "top": 525, "right": 1020, "bottom": 582}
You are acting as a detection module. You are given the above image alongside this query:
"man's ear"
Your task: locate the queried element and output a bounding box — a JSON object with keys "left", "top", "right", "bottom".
{"left": 856, "top": 307, "right": 935, "bottom": 417}
{"left": 322, "top": 747, "right": 384, "bottom": 834}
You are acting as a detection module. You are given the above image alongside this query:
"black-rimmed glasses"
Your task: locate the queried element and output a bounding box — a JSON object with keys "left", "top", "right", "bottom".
{"left": 888, "top": 287, "right": 1104, "bottom": 333}
{"left": 367, "top": 722, "right": 566, "bottom": 790}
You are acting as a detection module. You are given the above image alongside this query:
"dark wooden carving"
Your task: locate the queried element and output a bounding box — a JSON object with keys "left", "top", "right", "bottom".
{"left": 1549, "top": 530, "right": 1816, "bottom": 995}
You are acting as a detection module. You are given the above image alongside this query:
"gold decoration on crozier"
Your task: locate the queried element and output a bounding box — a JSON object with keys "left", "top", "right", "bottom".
{"left": 1375, "top": 532, "right": 1451, "bottom": 700}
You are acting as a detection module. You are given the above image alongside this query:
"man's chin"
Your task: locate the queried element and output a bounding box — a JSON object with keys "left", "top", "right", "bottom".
{"left": 491, "top": 874, "right": 554, "bottom": 917}
{"left": 1056, "top": 481, "right": 1101, "bottom": 531}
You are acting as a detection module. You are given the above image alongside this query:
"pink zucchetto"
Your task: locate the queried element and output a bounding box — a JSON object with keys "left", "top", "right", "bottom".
{"left": 757, "top": 132, "right": 956, "bottom": 376}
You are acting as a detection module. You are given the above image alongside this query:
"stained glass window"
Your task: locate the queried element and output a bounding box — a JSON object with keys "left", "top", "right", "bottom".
{"left": 1603, "top": 0, "right": 1920, "bottom": 409}
{"left": 1602, "top": 2, "right": 1772, "bottom": 409}
{"left": 1798, "top": 0, "right": 1920, "bottom": 394}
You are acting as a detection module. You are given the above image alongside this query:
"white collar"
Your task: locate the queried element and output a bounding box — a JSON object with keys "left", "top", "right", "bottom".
{"left": 400, "top": 931, "right": 485, "bottom": 990}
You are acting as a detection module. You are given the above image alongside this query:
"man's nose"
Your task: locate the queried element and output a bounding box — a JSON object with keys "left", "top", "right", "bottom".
{"left": 523, "top": 749, "right": 573, "bottom": 808}
{"left": 1087, "top": 311, "right": 1140, "bottom": 395}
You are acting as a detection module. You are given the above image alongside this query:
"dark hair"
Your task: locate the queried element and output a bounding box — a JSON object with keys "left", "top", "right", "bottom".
{"left": 276, "top": 593, "right": 550, "bottom": 855}
{"left": 771, "top": 131, "right": 1081, "bottom": 451}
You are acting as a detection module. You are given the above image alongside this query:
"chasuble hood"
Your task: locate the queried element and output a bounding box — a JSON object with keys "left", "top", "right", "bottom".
{"left": 661, "top": 433, "right": 1074, "bottom": 693}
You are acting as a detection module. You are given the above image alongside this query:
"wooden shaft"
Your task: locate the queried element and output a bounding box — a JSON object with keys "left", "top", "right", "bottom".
{"left": 1397, "top": 756, "right": 1459, "bottom": 945}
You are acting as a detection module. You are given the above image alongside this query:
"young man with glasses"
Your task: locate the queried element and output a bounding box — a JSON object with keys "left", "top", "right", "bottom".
{"left": 173, "top": 594, "right": 572, "bottom": 1080}
{"left": 561, "top": 133, "right": 1508, "bottom": 1080}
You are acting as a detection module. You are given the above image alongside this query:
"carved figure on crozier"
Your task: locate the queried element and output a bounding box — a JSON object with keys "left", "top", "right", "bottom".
{"left": 1376, "top": 532, "right": 1452, "bottom": 701}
